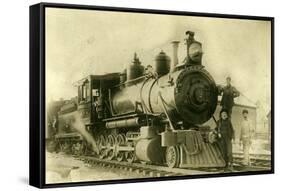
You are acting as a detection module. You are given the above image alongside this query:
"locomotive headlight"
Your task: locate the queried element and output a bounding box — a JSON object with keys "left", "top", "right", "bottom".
{"left": 188, "top": 42, "right": 203, "bottom": 62}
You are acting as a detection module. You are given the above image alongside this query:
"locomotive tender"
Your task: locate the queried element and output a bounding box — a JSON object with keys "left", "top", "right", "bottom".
{"left": 46, "top": 31, "right": 225, "bottom": 168}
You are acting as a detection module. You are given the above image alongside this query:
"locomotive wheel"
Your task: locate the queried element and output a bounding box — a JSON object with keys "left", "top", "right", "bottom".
{"left": 116, "top": 152, "right": 125, "bottom": 162}
{"left": 116, "top": 134, "right": 126, "bottom": 162}
{"left": 125, "top": 151, "right": 135, "bottom": 163}
{"left": 106, "top": 135, "right": 116, "bottom": 160}
{"left": 98, "top": 135, "right": 107, "bottom": 159}
{"left": 166, "top": 146, "right": 180, "bottom": 168}
{"left": 116, "top": 134, "right": 126, "bottom": 145}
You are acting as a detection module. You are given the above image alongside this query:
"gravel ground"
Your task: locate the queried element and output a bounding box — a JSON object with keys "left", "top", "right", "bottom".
{"left": 46, "top": 152, "right": 145, "bottom": 184}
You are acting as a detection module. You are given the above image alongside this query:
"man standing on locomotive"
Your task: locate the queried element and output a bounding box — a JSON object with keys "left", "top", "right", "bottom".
{"left": 216, "top": 109, "right": 235, "bottom": 171}
{"left": 219, "top": 76, "right": 240, "bottom": 118}
{"left": 145, "top": 65, "right": 158, "bottom": 79}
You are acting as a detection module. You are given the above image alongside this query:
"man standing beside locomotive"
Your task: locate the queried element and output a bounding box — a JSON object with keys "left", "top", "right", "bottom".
{"left": 215, "top": 109, "right": 235, "bottom": 171}
{"left": 219, "top": 76, "right": 240, "bottom": 118}
{"left": 240, "top": 109, "right": 254, "bottom": 166}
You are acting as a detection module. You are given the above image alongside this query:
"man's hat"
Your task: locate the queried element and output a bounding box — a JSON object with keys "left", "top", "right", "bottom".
{"left": 226, "top": 76, "right": 231, "bottom": 80}
{"left": 220, "top": 109, "right": 228, "bottom": 115}
{"left": 242, "top": 109, "right": 249, "bottom": 114}
{"left": 146, "top": 64, "right": 153, "bottom": 68}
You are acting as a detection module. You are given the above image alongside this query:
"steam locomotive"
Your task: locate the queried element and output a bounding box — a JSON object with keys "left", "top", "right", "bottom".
{"left": 46, "top": 31, "right": 225, "bottom": 168}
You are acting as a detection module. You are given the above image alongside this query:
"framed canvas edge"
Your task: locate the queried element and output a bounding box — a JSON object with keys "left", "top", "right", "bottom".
{"left": 29, "top": 3, "right": 44, "bottom": 188}
{"left": 29, "top": 2, "right": 275, "bottom": 189}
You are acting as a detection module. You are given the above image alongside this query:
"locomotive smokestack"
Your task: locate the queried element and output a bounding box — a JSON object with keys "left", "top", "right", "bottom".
{"left": 171, "top": 41, "right": 180, "bottom": 71}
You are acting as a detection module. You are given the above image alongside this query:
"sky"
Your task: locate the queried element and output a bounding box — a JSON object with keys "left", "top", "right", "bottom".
{"left": 46, "top": 8, "right": 271, "bottom": 112}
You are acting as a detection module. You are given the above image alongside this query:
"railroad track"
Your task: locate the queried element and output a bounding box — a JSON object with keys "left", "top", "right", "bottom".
{"left": 233, "top": 153, "right": 271, "bottom": 169}
{"left": 76, "top": 155, "right": 223, "bottom": 178}
{"left": 73, "top": 154, "right": 271, "bottom": 178}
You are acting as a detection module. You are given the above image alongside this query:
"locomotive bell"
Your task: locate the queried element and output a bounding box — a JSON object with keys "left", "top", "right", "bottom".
{"left": 155, "top": 51, "right": 171, "bottom": 76}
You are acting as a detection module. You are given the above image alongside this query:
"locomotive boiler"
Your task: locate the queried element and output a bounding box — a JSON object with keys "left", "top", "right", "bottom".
{"left": 46, "top": 31, "right": 225, "bottom": 168}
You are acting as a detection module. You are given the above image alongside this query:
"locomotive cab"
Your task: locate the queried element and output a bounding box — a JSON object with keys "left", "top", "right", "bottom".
{"left": 75, "top": 76, "right": 95, "bottom": 126}
{"left": 75, "top": 73, "right": 121, "bottom": 125}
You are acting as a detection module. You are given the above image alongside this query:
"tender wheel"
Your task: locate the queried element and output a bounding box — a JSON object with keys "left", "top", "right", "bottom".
{"left": 46, "top": 139, "right": 58, "bottom": 153}
{"left": 166, "top": 146, "right": 180, "bottom": 168}
{"left": 71, "top": 141, "right": 83, "bottom": 156}
{"left": 61, "top": 141, "right": 71, "bottom": 154}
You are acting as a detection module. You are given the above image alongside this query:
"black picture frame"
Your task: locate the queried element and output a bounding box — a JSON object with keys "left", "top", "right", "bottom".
{"left": 30, "top": 2, "right": 274, "bottom": 188}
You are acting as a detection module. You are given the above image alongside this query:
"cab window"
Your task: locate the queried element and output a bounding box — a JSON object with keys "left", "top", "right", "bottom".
{"left": 79, "top": 81, "right": 89, "bottom": 102}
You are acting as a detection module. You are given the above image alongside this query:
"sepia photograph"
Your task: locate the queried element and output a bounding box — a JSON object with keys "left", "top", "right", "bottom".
{"left": 37, "top": 4, "right": 273, "bottom": 186}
